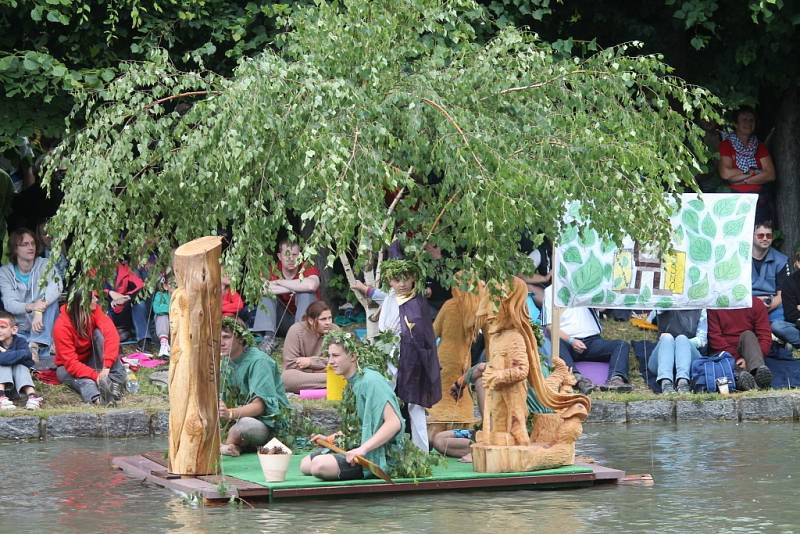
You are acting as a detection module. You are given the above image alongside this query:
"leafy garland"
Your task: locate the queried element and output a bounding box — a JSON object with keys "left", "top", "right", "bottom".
{"left": 328, "top": 330, "right": 445, "bottom": 479}
{"left": 222, "top": 316, "right": 256, "bottom": 348}
{"left": 380, "top": 259, "right": 420, "bottom": 288}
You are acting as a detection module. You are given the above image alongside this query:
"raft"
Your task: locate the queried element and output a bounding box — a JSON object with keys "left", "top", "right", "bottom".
{"left": 112, "top": 452, "right": 625, "bottom": 503}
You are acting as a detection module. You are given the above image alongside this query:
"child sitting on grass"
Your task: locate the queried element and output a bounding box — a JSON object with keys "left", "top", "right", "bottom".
{"left": 152, "top": 273, "right": 173, "bottom": 358}
{"left": 0, "top": 310, "right": 43, "bottom": 410}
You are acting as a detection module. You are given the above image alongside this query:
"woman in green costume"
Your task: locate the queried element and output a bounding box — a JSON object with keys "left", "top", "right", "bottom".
{"left": 301, "top": 332, "right": 405, "bottom": 480}
{"left": 218, "top": 317, "right": 290, "bottom": 456}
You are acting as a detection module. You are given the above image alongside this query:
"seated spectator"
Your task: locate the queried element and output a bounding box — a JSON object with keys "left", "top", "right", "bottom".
{"left": 221, "top": 270, "right": 245, "bottom": 318}
{"left": 542, "top": 285, "right": 632, "bottom": 393}
{"left": 152, "top": 274, "right": 172, "bottom": 358}
{"left": 751, "top": 221, "right": 793, "bottom": 334}
{"left": 282, "top": 300, "right": 336, "bottom": 393}
{"left": 252, "top": 240, "right": 320, "bottom": 353}
{"left": 0, "top": 310, "right": 43, "bottom": 410}
{"left": 301, "top": 332, "right": 404, "bottom": 480}
{"left": 219, "top": 317, "right": 290, "bottom": 457}
{"left": 718, "top": 106, "right": 775, "bottom": 218}
{"left": 707, "top": 296, "right": 773, "bottom": 390}
{"left": 0, "top": 227, "right": 62, "bottom": 367}
{"left": 105, "top": 260, "right": 151, "bottom": 346}
{"left": 54, "top": 290, "right": 125, "bottom": 404}
{"left": 777, "top": 252, "right": 800, "bottom": 351}
{"left": 646, "top": 310, "right": 707, "bottom": 394}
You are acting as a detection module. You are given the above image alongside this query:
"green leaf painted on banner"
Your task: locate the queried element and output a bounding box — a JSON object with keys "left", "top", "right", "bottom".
{"left": 562, "top": 226, "right": 578, "bottom": 244}
{"left": 601, "top": 239, "right": 616, "bottom": 254}
{"left": 714, "top": 257, "right": 741, "bottom": 281}
{"left": 716, "top": 295, "right": 730, "bottom": 307}
{"left": 688, "top": 266, "right": 701, "bottom": 284}
{"left": 687, "top": 277, "right": 709, "bottom": 299}
{"left": 603, "top": 263, "right": 612, "bottom": 280}
{"left": 572, "top": 254, "right": 604, "bottom": 295}
{"left": 682, "top": 210, "right": 699, "bottom": 233}
{"left": 674, "top": 226, "right": 685, "bottom": 245}
{"left": 689, "top": 236, "right": 712, "bottom": 262}
{"left": 638, "top": 285, "right": 652, "bottom": 303}
{"left": 563, "top": 246, "right": 582, "bottom": 264}
{"left": 732, "top": 284, "right": 748, "bottom": 301}
{"left": 739, "top": 241, "right": 750, "bottom": 259}
{"left": 713, "top": 197, "right": 737, "bottom": 217}
{"left": 723, "top": 217, "right": 745, "bottom": 237}
{"left": 624, "top": 294, "right": 638, "bottom": 306}
{"left": 702, "top": 215, "right": 716, "bottom": 238}
{"left": 605, "top": 290, "right": 617, "bottom": 304}
{"left": 558, "top": 263, "right": 567, "bottom": 280}
{"left": 715, "top": 245, "right": 726, "bottom": 262}
{"left": 613, "top": 276, "right": 624, "bottom": 288}
{"left": 655, "top": 298, "right": 673, "bottom": 308}
{"left": 737, "top": 199, "right": 751, "bottom": 215}
{"left": 557, "top": 286, "right": 571, "bottom": 305}
{"left": 688, "top": 199, "right": 704, "bottom": 211}
{"left": 591, "top": 291, "right": 605, "bottom": 304}
{"left": 579, "top": 229, "right": 596, "bottom": 247}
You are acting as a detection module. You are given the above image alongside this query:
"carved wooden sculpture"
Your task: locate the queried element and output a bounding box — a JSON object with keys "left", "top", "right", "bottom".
{"left": 472, "top": 277, "right": 591, "bottom": 473}
{"left": 428, "top": 280, "right": 480, "bottom": 433}
{"left": 168, "top": 236, "right": 223, "bottom": 475}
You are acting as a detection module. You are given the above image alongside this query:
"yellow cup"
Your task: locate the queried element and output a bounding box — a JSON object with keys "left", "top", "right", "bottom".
{"left": 326, "top": 365, "right": 347, "bottom": 401}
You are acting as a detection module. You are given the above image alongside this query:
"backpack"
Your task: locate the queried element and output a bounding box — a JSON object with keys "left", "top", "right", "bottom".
{"left": 691, "top": 351, "right": 737, "bottom": 393}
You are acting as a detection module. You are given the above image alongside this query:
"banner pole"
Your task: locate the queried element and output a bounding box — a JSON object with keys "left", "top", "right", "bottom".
{"left": 551, "top": 242, "right": 562, "bottom": 363}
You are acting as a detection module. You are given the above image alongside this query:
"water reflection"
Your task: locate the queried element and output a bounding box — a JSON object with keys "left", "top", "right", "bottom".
{"left": 2, "top": 424, "right": 799, "bottom": 533}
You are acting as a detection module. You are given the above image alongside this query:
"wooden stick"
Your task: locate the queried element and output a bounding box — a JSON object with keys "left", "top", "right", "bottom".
{"left": 313, "top": 437, "right": 394, "bottom": 484}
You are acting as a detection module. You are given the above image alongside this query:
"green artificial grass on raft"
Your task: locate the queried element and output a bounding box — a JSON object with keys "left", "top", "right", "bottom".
{"left": 221, "top": 453, "right": 592, "bottom": 489}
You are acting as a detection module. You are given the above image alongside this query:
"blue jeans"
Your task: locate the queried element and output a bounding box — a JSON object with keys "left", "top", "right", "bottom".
{"left": 109, "top": 300, "right": 152, "bottom": 342}
{"left": 557, "top": 335, "right": 630, "bottom": 381}
{"left": 17, "top": 299, "right": 60, "bottom": 366}
{"left": 771, "top": 320, "right": 800, "bottom": 346}
{"left": 252, "top": 292, "right": 316, "bottom": 336}
{"left": 647, "top": 334, "right": 701, "bottom": 383}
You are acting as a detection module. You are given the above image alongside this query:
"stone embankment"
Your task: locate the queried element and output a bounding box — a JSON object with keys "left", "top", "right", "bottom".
{"left": 2, "top": 394, "right": 799, "bottom": 441}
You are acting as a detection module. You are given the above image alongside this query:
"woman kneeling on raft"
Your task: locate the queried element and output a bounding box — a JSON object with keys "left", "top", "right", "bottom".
{"left": 301, "top": 333, "right": 404, "bottom": 481}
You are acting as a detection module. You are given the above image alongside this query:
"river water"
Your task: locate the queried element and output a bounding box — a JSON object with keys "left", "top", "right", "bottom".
{"left": 2, "top": 423, "right": 799, "bottom": 533}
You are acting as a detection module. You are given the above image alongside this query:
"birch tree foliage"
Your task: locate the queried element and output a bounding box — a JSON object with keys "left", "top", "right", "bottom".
{"left": 44, "top": 0, "right": 720, "bottom": 301}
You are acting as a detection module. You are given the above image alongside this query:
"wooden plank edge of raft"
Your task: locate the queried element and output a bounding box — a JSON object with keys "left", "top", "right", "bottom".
{"left": 112, "top": 454, "right": 627, "bottom": 502}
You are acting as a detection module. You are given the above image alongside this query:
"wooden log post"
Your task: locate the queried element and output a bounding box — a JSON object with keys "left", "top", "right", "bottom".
{"left": 168, "top": 236, "right": 223, "bottom": 475}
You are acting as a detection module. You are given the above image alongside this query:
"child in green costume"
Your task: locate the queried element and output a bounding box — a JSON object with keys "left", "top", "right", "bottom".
{"left": 301, "top": 332, "right": 405, "bottom": 480}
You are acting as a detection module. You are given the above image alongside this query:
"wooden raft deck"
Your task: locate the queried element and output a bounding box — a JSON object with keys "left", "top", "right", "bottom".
{"left": 112, "top": 451, "right": 625, "bottom": 503}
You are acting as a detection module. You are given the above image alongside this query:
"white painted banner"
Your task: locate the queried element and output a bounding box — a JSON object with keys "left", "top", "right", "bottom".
{"left": 554, "top": 193, "right": 757, "bottom": 309}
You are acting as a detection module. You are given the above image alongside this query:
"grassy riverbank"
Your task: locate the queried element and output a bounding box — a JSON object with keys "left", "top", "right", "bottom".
{"left": 1, "top": 317, "right": 797, "bottom": 418}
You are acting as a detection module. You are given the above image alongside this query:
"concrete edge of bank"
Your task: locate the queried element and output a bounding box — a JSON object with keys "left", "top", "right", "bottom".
{"left": 2, "top": 394, "right": 799, "bottom": 441}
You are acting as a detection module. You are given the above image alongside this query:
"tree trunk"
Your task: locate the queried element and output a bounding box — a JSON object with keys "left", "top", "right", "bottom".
{"left": 774, "top": 86, "right": 800, "bottom": 256}
{"left": 168, "top": 236, "right": 223, "bottom": 475}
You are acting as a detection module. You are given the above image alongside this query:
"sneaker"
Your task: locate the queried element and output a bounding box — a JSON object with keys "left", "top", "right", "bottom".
{"left": 0, "top": 395, "right": 15, "bottom": 411}
{"left": 110, "top": 381, "right": 123, "bottom": 401}
{"left": 675, "top": 378, "right": 692, "bottom": 394}
{"left": 603, "top": 375, "right": 633, "bottom": 392}
{"left": 158, "top": 340, "right": 171, "bottom": 358}
{"left": 258, "top": 333, "right": 276, "bottom": 355}
{"left": 754, "top": 365, "right": 773, "bottom": 389}
{"left": 659, "top": 379, "right": 676, "bottom": 395}
{"left": 25, "top": 395, "right": 43, "bottom": 410}
{"left": 98, "top": 377, "right": 116, "bottom": 406}
{"left": 574, "top": 375, "right": 595, "bottom": 395}
{"left": 735, "top": 370, "right": 756, "bottom": 391}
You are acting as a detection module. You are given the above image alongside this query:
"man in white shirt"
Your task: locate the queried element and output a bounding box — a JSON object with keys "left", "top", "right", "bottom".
{"left": 542, "top": 285, "right": 632, "bottom": 393}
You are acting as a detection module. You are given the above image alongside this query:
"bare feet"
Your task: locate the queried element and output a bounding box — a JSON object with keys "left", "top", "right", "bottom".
{"left": 220, "top": 443, "right": 241, "bottom": 457}
{"left": 458, "top": 453, "right": 473, "bottom": 463}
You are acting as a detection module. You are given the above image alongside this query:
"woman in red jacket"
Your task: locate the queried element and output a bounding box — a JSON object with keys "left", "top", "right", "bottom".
{"left": 54, "top": 291, "right": 126, "bottom": 404}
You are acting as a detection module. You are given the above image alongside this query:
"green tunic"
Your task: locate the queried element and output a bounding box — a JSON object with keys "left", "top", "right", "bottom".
{"left": 221, "top": 347, "right": 290, "bottom": 431}
{"left": 349, "top": 368, "right": 405, "bottom": 476}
